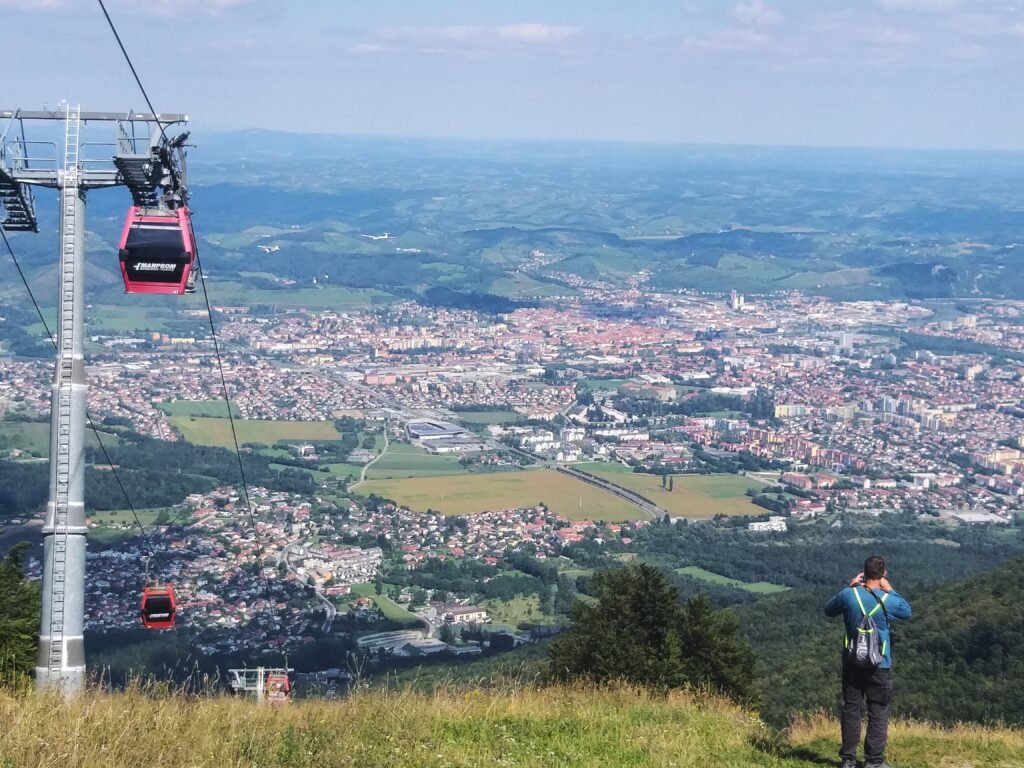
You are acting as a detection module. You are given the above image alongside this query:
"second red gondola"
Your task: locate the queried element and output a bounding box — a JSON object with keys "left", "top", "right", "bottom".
{"left": 140, "top": 583, "right": 177, "bottom": 629}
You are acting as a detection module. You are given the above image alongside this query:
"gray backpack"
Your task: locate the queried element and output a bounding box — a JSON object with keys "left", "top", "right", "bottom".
{"left": 846, "top": 587, "right": 890, "bottom": 669}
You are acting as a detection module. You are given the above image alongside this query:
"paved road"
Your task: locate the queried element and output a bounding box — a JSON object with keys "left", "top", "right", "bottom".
{"left": 348, "top": 421, "right": 389, "bottom": 493}
{"left": 556, "top": 466, "right": 663, "bottom": 520}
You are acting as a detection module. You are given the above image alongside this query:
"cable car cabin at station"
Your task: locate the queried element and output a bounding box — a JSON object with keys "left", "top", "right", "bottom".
{"left": 140, "top": 583, "right": 177, "bottom": 629}
{"left": 118, "top": 206, "right": 197, "bottom": 294}
{"left": 265, "top": 672, "right": 291, "bottom": 704}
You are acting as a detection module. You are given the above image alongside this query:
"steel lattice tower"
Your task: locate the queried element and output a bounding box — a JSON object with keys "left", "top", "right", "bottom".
{"left": 0, "top": 105, "right": 188, "bottom": 692}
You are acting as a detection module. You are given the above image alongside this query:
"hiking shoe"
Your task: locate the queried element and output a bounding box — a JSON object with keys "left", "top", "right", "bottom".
{"left": 865, "top": 762, "right": 893, "bottom": 768}
{"left": 839, "top": 760, "right": 857, "bottom": 768}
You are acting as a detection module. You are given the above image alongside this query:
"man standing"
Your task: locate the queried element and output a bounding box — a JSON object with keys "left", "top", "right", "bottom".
{"left": 825, "top": 555, "right": 912, "bottom": 768}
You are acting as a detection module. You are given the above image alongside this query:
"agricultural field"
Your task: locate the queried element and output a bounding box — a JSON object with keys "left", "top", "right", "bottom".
{"left": 359, "top": 469, "right": 645, "bottom": 521}
{"left": 325, "top": 462, "right": 367, "bottom": 480}
{"left": 200, "top": 280, "right": 393, "bottom": 310}
{"left": 0, "top": 421, "right": 122, "bottom": 455}
{"left": 365, "top": 442, "right": 465, "bottom": 480}
{"left": 158, "top": 400, "right": 241, "bottom": 418}
{"left": 87, "top": 508, "right": 175, "bottom": 527}
{"left": 156, "top": 399, "right": 240, "bottom": 417}
{"left": 169, "top": 416, "right": 340, "bottom": 448}
{"left": 86, "top": 305, "right": 178, "bottom": 333}
{"left": 676, "top": 566, "right": 789, "bottom": 594}
{"left": 583, "top": 470, "right": 762, "bottom": 518}
{"left": 452, "top": 410, "right": 523, "bottom": 425}
{"left": 572, "top": 461, "right": 632, "bottom": 474}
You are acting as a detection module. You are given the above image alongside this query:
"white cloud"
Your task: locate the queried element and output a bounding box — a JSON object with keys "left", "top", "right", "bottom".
{"left": 734, "top": 0, "right": 783, "bottom": 27}
{"left": 377, "top": 25, "right": 483, "bottom": 44}
{"left": 687, "top": 27, "right": 769, "bottom": 51}
{"left": 366, "top": 23, "right": 578, "bottom": 52}
{"left": 0, "top": 0, "right": 65, "bottom": 8}
{"left": 497, "top": 24, "right": 578, "bottom": 44}
{"left": 0, "top": 0, "right": 252, "bottom": 11}
{"left": 866, "top": 26, "right": 919, "bottom": 44}
{"left": 875, "top": 0, "right": 962, "bottom": 11}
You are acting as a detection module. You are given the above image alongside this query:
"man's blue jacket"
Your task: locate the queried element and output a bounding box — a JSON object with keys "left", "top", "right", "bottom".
{"left": 824, "top": 585, "right": 912, "bottom": 669}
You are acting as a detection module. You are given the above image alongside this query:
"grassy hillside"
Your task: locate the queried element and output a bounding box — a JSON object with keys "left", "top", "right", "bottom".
{"left": 1, "top": 684, "right": 1021, "bottom": 767}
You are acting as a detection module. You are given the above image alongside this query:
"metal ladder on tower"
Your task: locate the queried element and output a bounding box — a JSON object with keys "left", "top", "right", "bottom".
{"left": 48, "top": 104, "right": 80, "bottom": 673}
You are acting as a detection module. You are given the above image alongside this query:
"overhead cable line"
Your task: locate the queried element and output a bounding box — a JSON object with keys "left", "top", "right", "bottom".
{"left": 95, "top": 0, "right": 280, "bottom": 631}
{"left": 2, "top": 226, "right": 156, "bottom": 559}
{"left": 95, "top": 0, "right": 168, "bottom": 142}
{"left": 194, "top": 255, "right": 276, "bottom": 618}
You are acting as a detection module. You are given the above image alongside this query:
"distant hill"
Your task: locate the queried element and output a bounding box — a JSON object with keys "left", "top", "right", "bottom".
{"left": 10, "top": 136, "right": 1024, "bottom": 308}
{"left": 739, "top": 555, "right": 1024, "bottom": 728}
{"left": 1, "top": 684, "right": 1021, "bottom": 767}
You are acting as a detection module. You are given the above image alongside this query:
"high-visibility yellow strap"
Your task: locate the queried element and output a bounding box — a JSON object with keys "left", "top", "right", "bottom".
{"left": 853, "top": 587, "right": 868, "bottom": 616}
{"left": 867, "top": 591, "right": 889, "bottom": 617}
{"left": 855, "top": 587, "right": 889, "bottom": 617}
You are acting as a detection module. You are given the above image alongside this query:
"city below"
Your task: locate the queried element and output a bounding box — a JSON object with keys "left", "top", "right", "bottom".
{"left": 3, "top": 282, "right": 1022, "bottom": 671}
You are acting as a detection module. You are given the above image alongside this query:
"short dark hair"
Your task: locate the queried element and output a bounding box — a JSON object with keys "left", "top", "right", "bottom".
{"left": 864, "top": 555, "right": 886, "bottom": 580}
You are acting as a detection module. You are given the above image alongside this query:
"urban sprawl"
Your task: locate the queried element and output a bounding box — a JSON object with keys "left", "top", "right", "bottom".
{"left": 3, "top": 281, "right": 1022, "bottom": 660}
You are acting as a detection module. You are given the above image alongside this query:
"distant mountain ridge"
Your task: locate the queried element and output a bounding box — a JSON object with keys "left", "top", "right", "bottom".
{"left": 6, "top": 136, "right": 1024, "bottom": 305}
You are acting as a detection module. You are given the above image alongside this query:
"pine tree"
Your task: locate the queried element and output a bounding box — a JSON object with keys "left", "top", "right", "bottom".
{"left": 547, "top": 563, "right": 757, "bottom": 703}
{"left": 0, "top": 542, "right": 41, "bottom": 687}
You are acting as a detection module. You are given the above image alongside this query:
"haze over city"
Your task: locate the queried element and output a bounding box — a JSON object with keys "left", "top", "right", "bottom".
{"left": 4, "top": 0, "right": 1024, "bottom": 149}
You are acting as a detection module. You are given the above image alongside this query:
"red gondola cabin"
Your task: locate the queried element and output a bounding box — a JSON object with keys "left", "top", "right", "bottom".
{"left": 118, "top": 206, "right": 197, "bottom": 294}
{"left": 140, "top": 583, "right": 177, "bottom": 629}
{"left": 265, "top": 671, "right": 291, "bottom": 704}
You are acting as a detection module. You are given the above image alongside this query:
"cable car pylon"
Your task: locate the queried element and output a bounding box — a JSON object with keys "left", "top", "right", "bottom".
{"left": 0, "top": 104, "right": 189, "bottom": 694}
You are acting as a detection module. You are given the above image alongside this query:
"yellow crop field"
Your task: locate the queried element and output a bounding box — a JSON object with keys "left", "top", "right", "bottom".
{"left": 360, "top": 469, "right": 645, "bottom": 521}
{"left": 170, "top": 416, "right": 340, "bottom": 448}
{"left": 584, "top": 471, "right": 761, "bottom": 518}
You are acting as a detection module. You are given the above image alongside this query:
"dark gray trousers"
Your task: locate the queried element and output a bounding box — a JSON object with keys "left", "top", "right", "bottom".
{"left": 840, "top": 664, "right": 893, "bottom": 765}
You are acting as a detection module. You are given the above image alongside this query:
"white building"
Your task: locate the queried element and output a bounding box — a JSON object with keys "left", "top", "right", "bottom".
{"left": 749, "top": 516, "right": 788, "bottom": 533}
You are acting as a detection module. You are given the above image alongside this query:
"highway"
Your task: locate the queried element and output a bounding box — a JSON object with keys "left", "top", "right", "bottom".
{"left": 556, "top": 466, "right": 663, "bottom": 520}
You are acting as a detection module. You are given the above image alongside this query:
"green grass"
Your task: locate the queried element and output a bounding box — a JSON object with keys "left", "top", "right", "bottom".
{"left": 584, "top": 471, "right": 761, "bottom": 518}
{"left": 350, "top": 583, "right": 422, "bottom": 625}
{"left": 200, "top": 280, "right": 394, "bottom": 309}
{"left": 86, "top": 305, "right": 178, "bottom": 332}
{"left": 453, "top": 411, "right": 524, "bottom": 425}
{"left": 0, "top": 421, "right": 122, "bottom": 455}
{"left": 169, "top": 416, "right": 341, "bottom": 448}
{"left": 481, "top": 595, "right": 556, "bottom": 628}
{"left": 325, "top": 462, "right": 367, "bottom": 478}
{"left": 158, "top": 400, "right": 241, "bottom": 418}
{"left": 360, "top": 469, "right": 645, "bottom": 521}
{"left": 365, "top": 442, "right": 465, "bottom": 479}
{"left": 88, "top": 508, "right": 174, "bottom": 526}
{"left": 1, "top": 685, "right": 1020, "bottom": 767}
{"left": 675, "top": 566, "right": 789, "bottom": 594}
{"left": 572, "top": 461, "right": 633, "bottom": 474}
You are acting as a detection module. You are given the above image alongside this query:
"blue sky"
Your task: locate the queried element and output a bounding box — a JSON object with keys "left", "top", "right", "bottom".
{"left": 4, "top": 0, "right": 1024, "bottom": 150}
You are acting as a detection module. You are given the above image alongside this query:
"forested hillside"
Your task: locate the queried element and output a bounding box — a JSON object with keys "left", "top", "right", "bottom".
{"left": 739, "top": 556, "right": 1024, "bottom": 728}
